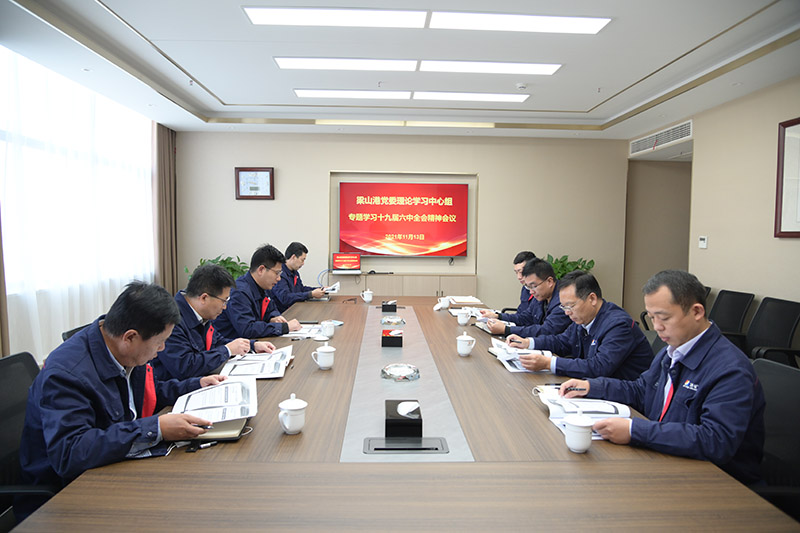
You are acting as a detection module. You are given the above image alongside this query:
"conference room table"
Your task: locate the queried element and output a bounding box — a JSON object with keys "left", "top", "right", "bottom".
{"left": 18, "top": 296, "right": 798, "bottom": 531}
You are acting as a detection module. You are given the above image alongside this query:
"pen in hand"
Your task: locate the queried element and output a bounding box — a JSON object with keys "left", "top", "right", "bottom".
{"left": 192, "top": 424, "right": 213, "bottom": 429}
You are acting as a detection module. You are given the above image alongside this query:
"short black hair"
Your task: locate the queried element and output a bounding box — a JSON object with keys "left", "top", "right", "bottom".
{"left": 250, "top": 244, "right": 286, "bottom": 272}
{"left": 643, "top": 270, "right": 707, "bottom": 316}
{"left": 285, "top": 242, "right": 309, "bottom": 261}
{"left": 185, "top": 263, "right": 235, "bottom": 298}
{"left": 103, "top": 281, "right": 180, "bottom": 340}
{"left": 513, "top": 251, "right": 536, "bottom": 264}
{"left": 522, "top": 258, "right": 555, "bottom": 281}
{"left": 559, "top": 270, "right": 602, "bottom": 300}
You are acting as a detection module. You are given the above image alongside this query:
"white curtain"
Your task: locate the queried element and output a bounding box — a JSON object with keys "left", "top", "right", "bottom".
{"left": 0, "top": 46, "right": 154, "bottom": 362}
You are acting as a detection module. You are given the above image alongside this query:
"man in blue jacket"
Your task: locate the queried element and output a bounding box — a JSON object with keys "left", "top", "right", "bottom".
{"left": 508, "top": 270, "right": 652, "bottom": 380}
{"left": 489, "top": 258, "right": 571, "bottom": 338}
{"left": 18, "top": 282, "right": 225, "bottom": 519}
{"left": 272, "top": 242, "right": 328, "bottom": 313}
{"left": 215, "top": 244, "right": 302, "bottom": 339}
{"left": 560, "top": 270, "right": 765, "bottom": 485}
{"left": 480, "top": 250, "right": 543, "bottom": 329}
{"left": 152, "top": 264, "right": 275, "bottom": 380}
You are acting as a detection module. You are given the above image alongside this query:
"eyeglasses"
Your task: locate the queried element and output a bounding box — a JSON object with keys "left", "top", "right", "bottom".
{"left": 559, "top": 301, "right": 579, "bottom": 312}
{"left": 269, "top": 267, "right": 282, "bottom": 275}
{"left": 209, "top": 294, "right": 230, "bottom": 304}
{"left": 524, "top": 278, "right": 550, "bottom": 291}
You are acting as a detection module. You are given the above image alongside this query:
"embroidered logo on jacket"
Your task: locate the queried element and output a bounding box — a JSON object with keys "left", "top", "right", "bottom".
{"left": 682, "top": 379, "right": 699, "bottom": 392}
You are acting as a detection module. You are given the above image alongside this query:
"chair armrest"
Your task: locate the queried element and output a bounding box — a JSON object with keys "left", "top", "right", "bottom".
{"left": 0, "top": 485, "right": 57, "bottom": 497}
{"left": 751, "top": 346, "right": 800, "bottom": 367}
{"left": 721, "top": 331, "right": 746, "bottom": 351}
{"left": 500, "top": 307, "right": 517, "bottom": 314}
{"left": 639, "top": 311, "right": 650, "bottom": 331}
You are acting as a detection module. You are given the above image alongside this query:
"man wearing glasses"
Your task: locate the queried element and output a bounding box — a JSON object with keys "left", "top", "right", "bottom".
{"left": 152, "top": 263, "right": 275, "bottom": 380}
{"left": 215, "top": 243, "right": 302, "bottom": 341}
{"left": 489, "top": 258, "right": 571, "bottom": 338}
{"left": 507, "top": 270, "right": 652, "bottom": 380}
{"left": 479, "top": 251, "right": 542, "bottom": 331}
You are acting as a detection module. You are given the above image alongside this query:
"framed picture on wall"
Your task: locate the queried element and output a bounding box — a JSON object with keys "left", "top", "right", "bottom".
{"left": 235, "top": 167, "right": 274, "bottom": 200}
{"left": 775, "top": 117, "right": 800, "bottom": 237}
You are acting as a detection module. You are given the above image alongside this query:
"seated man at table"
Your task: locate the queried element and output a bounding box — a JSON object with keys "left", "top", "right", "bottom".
{"left": 559, "top": 270, "right": 765, "bottom": 485}
{"left": 17, "top": 282, "right": 223, "bottom": 520}
{"left": 507, "top": 270, "right": 652, "bottom": 380}
{"left": 152, "top": 264, "right": 275, "bottom": 380}
{"left": 214, "top": 243, "right": 301, "bottom": 339}
{"left": 272, "top": 241, "right": 327, "bottom": 313}
{"left": 480, "top": 250, "right": 542, "bottom": 330}
{"left": 488, "top": 258, "right": 571, "bottom": 337}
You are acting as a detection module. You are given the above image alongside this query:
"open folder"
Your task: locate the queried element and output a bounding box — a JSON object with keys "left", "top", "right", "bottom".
{"left": 172, "top": 377, "right": 257, "bottom": 423}
{"left": 533, "top": 385, "right": 631, "bottom": 440}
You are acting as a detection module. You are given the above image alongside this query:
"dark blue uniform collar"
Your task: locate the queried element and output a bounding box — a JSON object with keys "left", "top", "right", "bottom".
{"left": 87, "top": 316, "right": 124, "bottom": 382}
{"left": 669, "top": 322, "right": 717, "bottom": 371}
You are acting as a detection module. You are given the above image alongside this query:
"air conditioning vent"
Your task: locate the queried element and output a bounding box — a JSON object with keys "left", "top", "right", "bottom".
{"left": 630, "top": 120, "right": 692, "bottom": 156}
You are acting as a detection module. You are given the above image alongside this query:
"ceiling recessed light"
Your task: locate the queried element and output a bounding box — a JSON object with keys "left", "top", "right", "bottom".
{"left": 420, "top": 60, "right": 560, "bottom": 75}
{"left": 244, "top": 8, "right": 427, "bottom": 28}
{"left": 316, "top": 119, "right": 406, "bottom": 126}
{"left": 413, "top": 91, "right": 529, "bottom": 103}
{"left": 295, "top": 89, "right": 411, "bottom": 100}
{"left": 429, "top": 12, "right": 611, "bottom": 34}
{"left": 405, "top": 121, "right": 495, "bottom": 128}
{"left": 275, "top": 58, "right": 417, "bottom": 71}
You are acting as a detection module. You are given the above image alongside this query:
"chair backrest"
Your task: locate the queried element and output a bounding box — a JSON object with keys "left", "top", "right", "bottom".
{"left": 643, "top": 330, "right": 667, "bottom": 357}
{"left": 61, "top": 323, "right": 90, "bottom": 342}
{"left": 752, "top": 359, "right": 800, "bottom": 485}
{"left": 708, "top": 290, "right": 754, "bottom": 333}
{"left": 0, "top": 353, "right": 40, "bottom": 507}
{"left": 745, "top": 297, "right": 800, "bottom": 354}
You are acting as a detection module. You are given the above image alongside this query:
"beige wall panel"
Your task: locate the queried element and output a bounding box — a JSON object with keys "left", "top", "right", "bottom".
{"left": 690, "top": 76, "right": 800, "bottom": 302}
{"left": 176, "top": 133, "right": 628, "bottom": 308}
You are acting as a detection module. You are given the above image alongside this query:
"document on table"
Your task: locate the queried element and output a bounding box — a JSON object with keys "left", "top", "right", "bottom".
{"left": 171, "top": 377, "right": 257, "bottom": 423}
{"left": 220, "top": 346, "right": 293, "bottom": 379}
{"left": 533, "top": 385, "right": 631, "bottom": 440}
{"left": 473, "top": 319, "right": 515, "bottom": 335}
{"left": 325, "top": 281, "right": 340, "bottom": 293}
{"left": 447, "top": 295, "right": 483, "bottom": 307}
{"left": 448, "top": 306, "right": 484, "bottom": 318}
{"left": 282, "top": 324, "right": 323, "bottom": 338}
{"left": 488, "top": 338, "right": 550, "bottom": 373}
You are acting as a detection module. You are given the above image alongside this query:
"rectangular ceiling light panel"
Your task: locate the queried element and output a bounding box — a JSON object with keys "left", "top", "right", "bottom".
{"left": 413, "top": 91, "right": 529, "bottom": 103}
{"left": 275, "top": 58, "right": 417, "bottom": 71}
{"left": 295, "top": 89, "right": 411, "bottom": 100}
{"left": 245, "top": 8, "right": 427, "bottom": 28}
{"left": 429, "top": 12, "right": 610, "bottom": 34}
{"left": 420, "top": 60, "right": 560, "bottom": 75}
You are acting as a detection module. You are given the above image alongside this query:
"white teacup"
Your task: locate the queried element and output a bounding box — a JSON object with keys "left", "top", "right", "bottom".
{"left": 563, "top": 414, "right": 593, "bottom": 453}
{"left": 437, "top": 296, "right": 451, "bottom": 309}
{"left": 457, "top": 310, "right": 470, "bottom": 326}
{"left": 321, "top": 320, "right": 335, "bottom": 338}
{"left": 361, "top": 289, "right": 373, "bottom": 303}
{"left": 456, "top": 331, "right": 476, "bottom": 356}
{"left": 278, "top": 393, "right": 307, "bottom": 435}
{"left": 311, "top": 343, "right": 336, "bottom": 370}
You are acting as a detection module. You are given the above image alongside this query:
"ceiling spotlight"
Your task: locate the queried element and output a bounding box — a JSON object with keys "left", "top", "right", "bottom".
{"left": 515, "top": 83, "right": 527, "bottom": 90}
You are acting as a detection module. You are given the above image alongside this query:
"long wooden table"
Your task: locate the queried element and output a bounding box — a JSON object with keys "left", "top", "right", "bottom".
{"left": 18, "top": 297, "right": 798, "bottom": 530}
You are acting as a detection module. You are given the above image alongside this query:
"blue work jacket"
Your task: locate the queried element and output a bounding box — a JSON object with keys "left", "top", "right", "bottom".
{"left": 151, "top": 291, "right": 244, "bottom": 380}
{"left": 587, "top": 323, "right": 765, "bottom": 485}
{"left": 498, "top": 286, "right": 543, "bottom": 326}
{"left": 214, "top": 271, "right": 288, "bottom": 339}
{"left": 507, "top": 281, "right": 571, "bottom": 338}
{"left": 272, "top": 263, "right": 319, "bottom": 313}
{"left": 534, "top": 300, "right": 653, "bottom": 380}
{"left": 18, "top": 318, "right": 201, "bottom": 518}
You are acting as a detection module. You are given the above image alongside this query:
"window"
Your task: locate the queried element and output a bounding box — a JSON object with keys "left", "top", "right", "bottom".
{"left": 0, "top": 46, "right": 154, "bottom": 360}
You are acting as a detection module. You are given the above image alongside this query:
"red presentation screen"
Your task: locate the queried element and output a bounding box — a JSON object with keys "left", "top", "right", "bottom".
{"left": 339, "top": 182, "right": 468, "bottom": 257}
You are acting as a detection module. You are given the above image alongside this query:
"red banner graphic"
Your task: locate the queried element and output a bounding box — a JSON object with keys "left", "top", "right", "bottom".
{"left": 339, "top": 182, "right": 468, "bottom": 256}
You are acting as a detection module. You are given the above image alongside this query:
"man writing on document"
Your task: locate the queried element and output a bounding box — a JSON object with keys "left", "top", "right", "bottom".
{"left": 560, "top": 270, "right": 765, "bottom": 485}
{"left": 152, "top": 264, "right": 275, "bottom": 380}
{"left": 18, "top": 282, "right": 225, "bottom": 520}
{"left": 215, "top": 243, "right": 301, "bottom": 339}
{"left": 272, "top": 241, "right": 328, "bottom": 313}
{"left": 507, "top": 270, "right": 652, "bottom": 380}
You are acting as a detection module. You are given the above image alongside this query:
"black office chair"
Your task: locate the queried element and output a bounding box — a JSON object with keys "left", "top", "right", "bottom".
{"left": 726, "top": 297, "right": 800, "bottom": 368}
{"left": 61, "top": 323, "right": 90, "bottom": 342}
{"left": 0, "top": 352, "right": 55, "bottom": 532}
{"left": 752, "top": 359, "right": 800, "bottom": 521}
{"left": 709, "top": 289, "right": 754, "bottom": 334}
